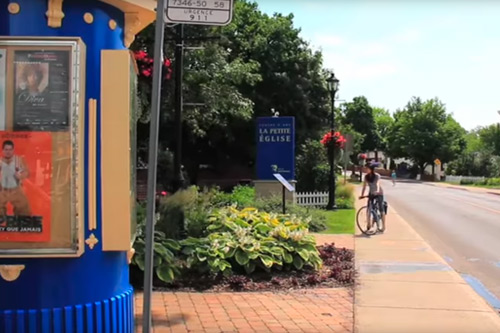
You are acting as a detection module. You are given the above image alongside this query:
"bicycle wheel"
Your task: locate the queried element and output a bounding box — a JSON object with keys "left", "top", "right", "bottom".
{"left": 356, "top": 206, "right": 376, "bottom": 235}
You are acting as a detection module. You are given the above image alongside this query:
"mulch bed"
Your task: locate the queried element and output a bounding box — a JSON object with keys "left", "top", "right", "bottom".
{"left": 131, "top": 243, "right": 354, "bottom": 293}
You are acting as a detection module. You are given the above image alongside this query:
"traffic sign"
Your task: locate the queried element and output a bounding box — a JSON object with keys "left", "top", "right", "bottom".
{"left": 434, "top": 159, "right": 441, "bottom": 165}
{"left": 165, "top": 0, "right": 234, "bottom": 26}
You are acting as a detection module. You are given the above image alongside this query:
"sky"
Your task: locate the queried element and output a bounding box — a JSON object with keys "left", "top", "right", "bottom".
{"left": 255, "top": 0, "right": 500, "bottom": 130}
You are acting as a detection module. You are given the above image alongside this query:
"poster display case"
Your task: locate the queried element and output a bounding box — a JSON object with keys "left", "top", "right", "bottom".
{"left": 0, "top": 38, "right": 85, "bottom": 256}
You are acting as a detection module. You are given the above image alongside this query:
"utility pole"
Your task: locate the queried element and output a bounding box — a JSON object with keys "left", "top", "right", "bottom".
{"left": 173, "top": 24, "right": 185, "bottom": 192}
{"left": 142, "top": 0, "right": 166, "bottom": 331}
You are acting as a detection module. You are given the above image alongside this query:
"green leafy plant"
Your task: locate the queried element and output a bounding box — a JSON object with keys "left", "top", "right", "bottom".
{"left": 181, "top": 207, "right": 322, "bottom": 275}
{"left": 131, "top": 218, "right": 182, "bottom": 283}
{"left": 253, "top": 196, "right": 327, "bottom": 232}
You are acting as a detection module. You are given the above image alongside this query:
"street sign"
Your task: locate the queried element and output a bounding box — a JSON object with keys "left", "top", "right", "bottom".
{"left": 165, "top": 0, "right": 234, "bottom": 26}
{"left": 434, "top": 159, "right": 441, "bottom": 165}
{"left": 273, "top": 173, "right": 295, "bottom": 192}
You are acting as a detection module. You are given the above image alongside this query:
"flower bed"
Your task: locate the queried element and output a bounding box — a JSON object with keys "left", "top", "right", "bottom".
{"left": 130, "top": 205, "right": 355, "bottom": 292}
{"left": 131, "top": 243, "right": 354, "bottom": 292}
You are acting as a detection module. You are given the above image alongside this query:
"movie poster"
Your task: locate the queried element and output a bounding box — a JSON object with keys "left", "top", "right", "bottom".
{"left": 0, "top": 131, "right": 52, "bottom": 242}
{"left": 13, "top": 50, "right": 70, "bottom": 132}
{"left": 0, "top": 49, "right": 5, "bottom": 130}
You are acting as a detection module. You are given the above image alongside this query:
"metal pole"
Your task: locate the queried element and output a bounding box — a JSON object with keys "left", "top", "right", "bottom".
{"left": 142, "top": 1, "right": 166, "bottom": 331}
{"left": 282, "top": 185, "right": 286, "bottom": 214}
{"left": 327, "top": 90, "right": 337, "bottom": 210}
{"left": 173, "top": 24, "right": 185, "bottom": 192}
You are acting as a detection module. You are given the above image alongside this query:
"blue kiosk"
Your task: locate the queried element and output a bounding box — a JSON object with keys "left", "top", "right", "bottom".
{"left": 0, "top": 0, "right": 155, "bottom": 331}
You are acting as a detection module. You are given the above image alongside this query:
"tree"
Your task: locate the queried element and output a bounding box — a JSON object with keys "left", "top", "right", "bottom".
{"left": 386, "top": 97, "right": 466, "bottom": 174}
{"left": 342, "top": 96, "right": 379, "bottom": 153}
{"left": 373, "top": 107, "right": 394, "bottom": 152}
{"left": 221, "top": 1, "right": 331, "bottom": 145}
{"left": 133, "top": 1, "right": 332, "bottom": 185}
{"left": 132, "top": 21, "right": 262, "bottom": 184}
{"left": 447, "top": 124, "right": 500, "bottom": 178}
{"left": 478, "top": 124, "right": 500, "bottom": 156}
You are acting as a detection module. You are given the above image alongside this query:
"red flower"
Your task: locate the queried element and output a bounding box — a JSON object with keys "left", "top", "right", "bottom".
{"left": 358, "top": 153, "right": 367, "bottom": 160}
{"left": 134, "top": 50, "right": 172, "bottom": 80}
{"left": 321, "top": 131, "right": 346, "bottom": 149}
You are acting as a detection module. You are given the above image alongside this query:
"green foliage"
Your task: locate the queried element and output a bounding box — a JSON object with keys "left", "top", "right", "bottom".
{"left": 133, "top": 1, "right": 332, "bottom": 178}
{"left": 486, "top": 178, "right": 500, "bottom": 186}
{"left": 181, "top": 207, "right": 322, "bottom": 275}
{"left": 447, "top": 152, "right": 500, "bottom": 178}
{"left": 387, "top": 97, "right": 466, "bottom": 173}
{"left": 296, "top": 139, "right": 329, "bottom": 192}
{"left": 373, "top": 107, "right": 394, "bottom": 152}
{"left": 215, "top": 185, "right": 256, "bottom": 208}
{"left": 335, "top": 183, "right": 355, "bottom": 209}
{"left": 342, "top": 96, "right": 379, "bottom": 152}
{"left": 253, "top": 196, "right": 327, "bottom": 232}
{"left": 447, "top": 124, "right": 500, "bottom": 178}
{"left": 131, "top": 218, "right": 182, "bottom": 284}
{"left": 459, "top": 177, "right": 500, "bottom": 187}
{"left": 157, "top": 187, "right": 198, "bottom": 239}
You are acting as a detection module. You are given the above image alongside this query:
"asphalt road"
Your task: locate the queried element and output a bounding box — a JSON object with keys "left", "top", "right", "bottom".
{"left": 380, "top": 179, "right": 500, "bottom": 310}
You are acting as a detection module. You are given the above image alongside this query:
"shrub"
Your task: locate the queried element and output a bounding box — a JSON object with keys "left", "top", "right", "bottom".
{"left": 213, "top": 185, "right": 256, "bottom": 208}
{"left": 157, "top": 186, "right": 198, "bottom": 239}
{"left": 253, "top": 196, "right": 327, "bottom": 232}
{"left": 335, "top": 183, "right": 355, "bottom": 209}
{"left": 486, "top": 178, "right": 500, "bottom": 186}
{"left": 181, "top": 207, "right": 322, "bottom": 275}
{"left": 131, "top": 218, "right": 182, "bottom": 283}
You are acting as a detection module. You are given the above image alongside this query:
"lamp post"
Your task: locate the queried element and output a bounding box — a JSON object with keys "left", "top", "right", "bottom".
{"left": 326, "top": 72, "right": 339, "bottom": 210}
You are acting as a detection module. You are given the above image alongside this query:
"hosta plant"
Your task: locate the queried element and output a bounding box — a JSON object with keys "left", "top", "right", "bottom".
{"left": 131, "top": 217, "right": 182, "bottom": 284}
{"left": 181, "top": 207, "right": 322, "bottom": 275}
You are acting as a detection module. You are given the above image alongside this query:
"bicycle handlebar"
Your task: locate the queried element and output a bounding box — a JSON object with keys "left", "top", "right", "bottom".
{"left": 359, "top": 194, "right": 382, "bottom": 199}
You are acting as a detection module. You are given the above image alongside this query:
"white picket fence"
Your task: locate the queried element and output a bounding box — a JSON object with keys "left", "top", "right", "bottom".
{"left": 445, "top": 175, "right": 485, "bottom": 184}
{"left": 296, "top": 191, "right": 329, "bottom": 207}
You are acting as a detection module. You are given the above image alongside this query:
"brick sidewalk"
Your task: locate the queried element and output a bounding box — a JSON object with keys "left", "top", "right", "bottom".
{"left": 135, "top": 234, "right": 354, "bottom": 332}
{"left": 135, "top": 288, "right": 353, "bottom": 333}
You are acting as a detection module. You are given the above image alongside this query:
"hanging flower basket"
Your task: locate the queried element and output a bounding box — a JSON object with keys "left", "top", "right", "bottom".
{"left": 133, "top": 50, "right": 173, "bottom": 80}
{"left": 321, "top": 131, "right": 346, "bottom": 149}
{"left": 321, "top": 131, "right": 346, "bottom": 163}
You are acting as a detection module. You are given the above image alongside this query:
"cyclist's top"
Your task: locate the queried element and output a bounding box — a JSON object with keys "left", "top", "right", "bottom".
{"left": 367, "top": 172, "right": 383, "bottom": 194}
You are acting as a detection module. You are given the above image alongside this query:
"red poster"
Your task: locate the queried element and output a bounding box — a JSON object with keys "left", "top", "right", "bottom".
{"left": 0, "top": 132, "right": 52, "bottom": 242}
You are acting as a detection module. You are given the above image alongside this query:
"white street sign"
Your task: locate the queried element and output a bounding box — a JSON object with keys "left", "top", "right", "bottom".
{"left": 165, "top": 0, "right": 233, "bottom": 26}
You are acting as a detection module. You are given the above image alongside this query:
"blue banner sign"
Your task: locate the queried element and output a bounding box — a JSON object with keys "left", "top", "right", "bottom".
{"left": 256, "top": 117, "right": 295, "bottom": 180}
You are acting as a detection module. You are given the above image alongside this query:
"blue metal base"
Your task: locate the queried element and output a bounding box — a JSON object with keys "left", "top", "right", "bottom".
{"left": 0, "top": 288, "right": 134, "bottom": 333}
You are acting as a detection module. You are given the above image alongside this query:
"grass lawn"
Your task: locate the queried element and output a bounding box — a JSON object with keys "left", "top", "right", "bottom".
{"left": 320, "top": 209, "right": 356, "bottom": 234}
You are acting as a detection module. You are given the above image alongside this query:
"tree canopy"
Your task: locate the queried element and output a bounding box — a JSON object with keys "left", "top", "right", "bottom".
{"left": 386, "top": 97, "right": 466, "bottom": 172}
{"left": 132, "top": 0, "right": 331, "bottom": 185}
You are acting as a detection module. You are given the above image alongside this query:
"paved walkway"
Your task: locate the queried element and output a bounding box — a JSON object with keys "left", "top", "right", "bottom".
{"left": 355, "top": 200, "right": 500, "bottom": 333}
{"left": 135, "top": 234, "right": 355, "bottom": 333}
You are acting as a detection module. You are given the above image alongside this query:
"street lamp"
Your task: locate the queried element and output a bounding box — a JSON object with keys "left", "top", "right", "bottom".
{"left": 326, "top": 72, "right": 340, "bottom": 210}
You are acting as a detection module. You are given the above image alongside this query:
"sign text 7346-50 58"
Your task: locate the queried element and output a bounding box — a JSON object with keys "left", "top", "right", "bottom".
{"left": 165, "top": 0, "right": 233, "bottom": 26}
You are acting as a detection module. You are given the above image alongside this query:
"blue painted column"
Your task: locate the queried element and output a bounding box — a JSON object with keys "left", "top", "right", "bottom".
{"left": 0, "top": 0, "right": 139, "bottom": 331}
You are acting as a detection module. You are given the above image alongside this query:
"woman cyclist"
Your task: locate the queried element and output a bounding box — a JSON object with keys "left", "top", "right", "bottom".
{"left": 359, "top": 162, "right": 386, "bottom": 231}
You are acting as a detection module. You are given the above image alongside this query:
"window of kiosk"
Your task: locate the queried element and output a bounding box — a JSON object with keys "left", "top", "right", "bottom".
{"left": 0, "top": 39, "right": 84, "bottom": 256}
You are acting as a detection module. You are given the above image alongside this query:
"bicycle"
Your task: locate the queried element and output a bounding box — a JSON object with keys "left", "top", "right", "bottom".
{"left": 356, "top": 195, "right": 387, "bottom": 235}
